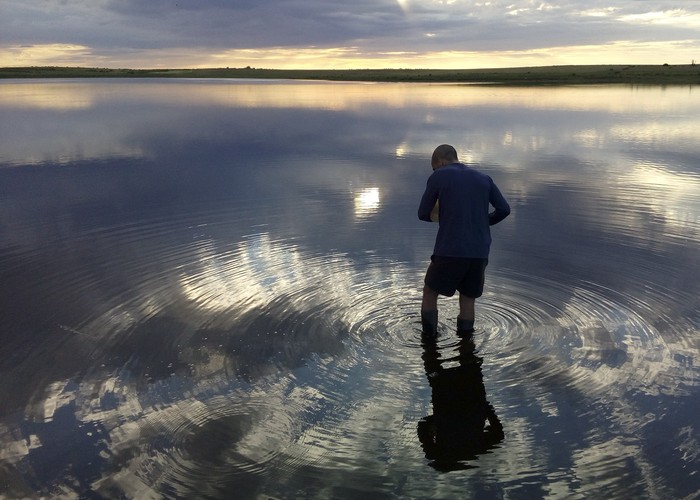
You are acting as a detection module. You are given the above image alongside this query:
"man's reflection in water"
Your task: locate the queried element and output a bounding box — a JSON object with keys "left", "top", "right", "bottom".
{"left": 418, "top": 328, "right": 504, "bottom": 472}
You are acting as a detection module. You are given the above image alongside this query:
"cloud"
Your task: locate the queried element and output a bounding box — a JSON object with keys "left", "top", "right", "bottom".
{"left": 1, "top": 0, "right": 699, "bottom": 68}
{"left": 100, "top": 0, "right": 409, "bottom": 48}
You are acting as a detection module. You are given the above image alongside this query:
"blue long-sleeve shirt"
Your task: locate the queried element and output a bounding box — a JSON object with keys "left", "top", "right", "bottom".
{"left": 418, "top": 163, "right": 510, "bottom": 258}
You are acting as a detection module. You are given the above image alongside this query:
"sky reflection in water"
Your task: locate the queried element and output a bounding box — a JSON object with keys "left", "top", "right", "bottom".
{"left": 0, "top": 80, "right": 699, "bottom": 499}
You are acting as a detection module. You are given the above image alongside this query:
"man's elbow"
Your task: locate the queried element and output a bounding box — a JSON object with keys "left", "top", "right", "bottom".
{"left": 498, "top": 202, "right": 511, "bottom": 218}
{"left": 418, "top": 208, "right": 431, "bottom": 221}
{"left": 489, "top": 206, "right": 510, "bottom": 225}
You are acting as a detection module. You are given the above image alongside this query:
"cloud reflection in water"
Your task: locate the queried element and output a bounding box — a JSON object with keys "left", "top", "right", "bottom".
{"left": 0, "top": 80, "right": 698, "bottom": 498}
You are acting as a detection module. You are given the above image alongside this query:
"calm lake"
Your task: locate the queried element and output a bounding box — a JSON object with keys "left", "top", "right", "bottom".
{"left": 1, "top": 79, "right": 698, "bottom": 499}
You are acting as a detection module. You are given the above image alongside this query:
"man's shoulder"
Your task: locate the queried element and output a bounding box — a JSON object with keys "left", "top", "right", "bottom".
{"left": 438, "top": 162, "right": 470, "bottom": 175}
{"left": 434, "top": 163, "right": 492, "bottom": 183}
{"left": 456, "top": 163, "right": 492, "bottom": 181}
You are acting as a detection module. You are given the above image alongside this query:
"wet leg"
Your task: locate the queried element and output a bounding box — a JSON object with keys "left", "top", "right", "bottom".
{"left": 457, "top": 294, "right": 475, "bottom": 333}
{"left": 421, "top": 285, "right": 439, "bottom": 335}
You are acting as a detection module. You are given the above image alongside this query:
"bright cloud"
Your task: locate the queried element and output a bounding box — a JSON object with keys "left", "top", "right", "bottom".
{"left": 620, "top": 9, "right": 700, "bottom": 27}
{"left": 2, "top": 44, "right": 94, "bottom": 66}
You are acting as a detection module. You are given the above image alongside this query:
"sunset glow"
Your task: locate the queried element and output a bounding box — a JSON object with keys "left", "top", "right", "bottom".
{"left": 1, "top": 3, "right": 699, "bottom": 69}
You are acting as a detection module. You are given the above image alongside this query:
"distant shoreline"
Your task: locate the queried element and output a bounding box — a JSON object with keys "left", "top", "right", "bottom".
{"left": 1, "top": 64, "right": 699, "bottom": 85}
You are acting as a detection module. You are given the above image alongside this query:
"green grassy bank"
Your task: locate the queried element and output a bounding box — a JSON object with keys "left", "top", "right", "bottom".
{"left": 1, "top": 64, "right": 699, "bottom": 85}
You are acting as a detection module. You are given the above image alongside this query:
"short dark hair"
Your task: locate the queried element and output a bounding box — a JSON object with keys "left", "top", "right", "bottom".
{"left": 432, "top": 144, "right": 458, "bottom": 164}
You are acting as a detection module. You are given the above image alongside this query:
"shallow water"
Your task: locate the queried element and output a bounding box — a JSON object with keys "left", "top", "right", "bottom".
{"left": 1, "top": 80, "right": 698, "bottom": 499}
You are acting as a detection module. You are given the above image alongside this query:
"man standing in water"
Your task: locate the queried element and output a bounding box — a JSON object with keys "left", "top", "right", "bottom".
{"left": 418, "top": 144, "right": 510, "bottom": 335}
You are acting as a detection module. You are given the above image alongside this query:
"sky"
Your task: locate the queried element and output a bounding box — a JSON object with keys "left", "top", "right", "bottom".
{"left": 1, "top": 0, "right": 700, "bottom": 69}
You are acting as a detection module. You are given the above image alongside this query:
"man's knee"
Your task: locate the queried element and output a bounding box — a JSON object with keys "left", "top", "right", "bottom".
{"left": 459, "top": 294, "right": 476, "bottom": 305}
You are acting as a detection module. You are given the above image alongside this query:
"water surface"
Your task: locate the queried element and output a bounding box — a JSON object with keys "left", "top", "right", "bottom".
{"left": 1, "top": 80, "right": 698, "bottom": 498}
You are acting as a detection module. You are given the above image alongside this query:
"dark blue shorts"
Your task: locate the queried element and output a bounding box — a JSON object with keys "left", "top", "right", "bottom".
{"left": 424, "top": 256, "right": 488, "bottom": 298}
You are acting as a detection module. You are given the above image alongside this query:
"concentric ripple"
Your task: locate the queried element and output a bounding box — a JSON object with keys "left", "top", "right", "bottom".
{"left": 3, "top": 207, "right": 697, "bottom": 498}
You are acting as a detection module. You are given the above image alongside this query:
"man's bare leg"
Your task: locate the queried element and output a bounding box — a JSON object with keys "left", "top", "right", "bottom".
{"left": 421, "top": 285, "right": 439, "bottom": 335}
{"left": 458, "top": 294, "right": 475, "bottom": 333}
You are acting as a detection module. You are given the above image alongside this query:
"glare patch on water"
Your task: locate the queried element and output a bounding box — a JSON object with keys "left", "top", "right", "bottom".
{"left": 622, "top": 162, "right": 700, "bottom": 235}
{"left": 353, "top": 187, "right": 381, "bottom": 218}
{"left": 178, "top": 233, "right": 308, "bottom": 314}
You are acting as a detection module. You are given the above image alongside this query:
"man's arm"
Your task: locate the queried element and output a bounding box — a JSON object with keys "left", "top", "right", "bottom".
{"left": 418, "top": 177, "right": 439, "bottom": 222}
{"left": 488, "top": 181, "right": 510, "bottom": 226}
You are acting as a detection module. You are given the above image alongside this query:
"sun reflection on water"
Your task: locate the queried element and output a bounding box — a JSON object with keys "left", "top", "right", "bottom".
{"left": 354, "top": 187, "right": 381, "bottom": 218}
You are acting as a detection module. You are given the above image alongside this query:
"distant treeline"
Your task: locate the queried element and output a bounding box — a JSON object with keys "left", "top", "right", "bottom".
{"left": 1, "top": 64, "right": 699, "bottom": 85}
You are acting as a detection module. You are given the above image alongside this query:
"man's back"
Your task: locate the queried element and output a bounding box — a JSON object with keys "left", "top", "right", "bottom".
{"left": 418, "top": 163, "right": 510, "bottom": 259}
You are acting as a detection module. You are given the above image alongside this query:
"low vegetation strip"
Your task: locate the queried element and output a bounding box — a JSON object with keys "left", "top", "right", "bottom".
{"left": 1, "top": 64, "right": 699, "bottom": 85}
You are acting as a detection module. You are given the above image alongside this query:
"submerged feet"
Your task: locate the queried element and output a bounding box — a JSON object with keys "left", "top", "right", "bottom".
{"left": 421, "top": 311, "right": 475, "bottom": 336}
{"left": 456, "top": 317, "right": 474, "bottom": 336}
